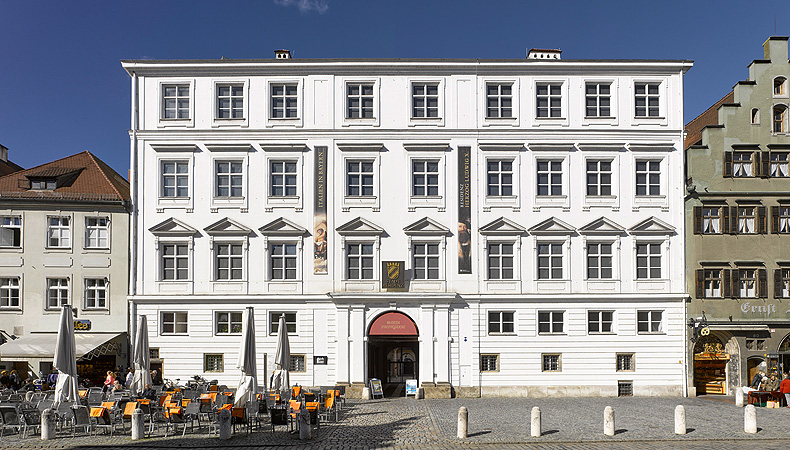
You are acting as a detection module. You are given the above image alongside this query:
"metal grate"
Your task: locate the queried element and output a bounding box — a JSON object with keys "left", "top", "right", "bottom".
{"left": 618, "top": 381, "right": 633, "bottom": 397}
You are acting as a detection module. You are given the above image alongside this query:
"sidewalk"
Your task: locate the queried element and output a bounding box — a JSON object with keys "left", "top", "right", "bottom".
{"left": 3, "top": 396, "right": 790, "bottom": 449}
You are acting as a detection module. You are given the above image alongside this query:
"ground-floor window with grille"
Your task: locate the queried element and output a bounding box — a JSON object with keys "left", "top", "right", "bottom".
{"left": 616, "top": 353, "right": 635, "bottom": 371}
{"left": 204, "top": 354, "right": 224, "bottom": 372}
{"left": 480, "top": 354, "right": 499, "bottom": 372}
{"left": 542, "top": 353, "right": 561, "bottom": 372}
{"left": 618, "top": 380, "right": 633, "bottom": 397}
{"left": 290, "top": 355, "right": 306, "bottom": 372}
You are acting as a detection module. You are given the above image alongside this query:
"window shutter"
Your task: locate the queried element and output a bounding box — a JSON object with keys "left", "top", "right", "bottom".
{"left": 693, "top": 206, "right": 702, "bottom": 234}
{"left": 730, "top": 206, "right": 739, "bottom": 234}
{"left": 759, "top": 268, "right": 768, "bottom": 298}
{"left": 772, "top": 206, "right": 780, "bottom": 234}
{"left": 695, "top": 269, "right": 704, "bottom": 298}
{"left": 758, "top": 206, "right": 767, "bottom": 234}
{"left": 762, "top": 151, "right": 771, "bottom": 177}
{"left": 722, "top": 206, "right": 730, "bottom": 234}
{"left": 775, "top": 269, "right": 783, "bottom": 299}
{"left": 723, "top": 269, "right": 732, "bottom": 298}
{"left": 723, "top": 152, "right": 733, "bottom": 177}
{"left": 753, "top": 152, "right": 762, "bottom": 177}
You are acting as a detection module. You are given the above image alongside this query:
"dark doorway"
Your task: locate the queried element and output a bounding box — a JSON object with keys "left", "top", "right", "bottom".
{"left": 368, "top": 337, "right": 418, "bottom": 397}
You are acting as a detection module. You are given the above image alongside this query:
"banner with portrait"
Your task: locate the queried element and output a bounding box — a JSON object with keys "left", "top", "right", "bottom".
{"left": 458, "top": 146, "right": 472, "bottom": 273}
{"left": 314, "top": 146, "right": 328, "bottom": 274}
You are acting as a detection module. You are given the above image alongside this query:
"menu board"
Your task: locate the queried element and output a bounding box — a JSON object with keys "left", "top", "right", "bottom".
{"left": 405, "top": 379, "right": 418, "bottom": 396}
{"left": 369, "top": 378, "right": 383, "bottom": 398}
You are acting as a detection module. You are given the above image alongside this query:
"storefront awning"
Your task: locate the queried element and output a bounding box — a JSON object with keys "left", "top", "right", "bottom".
{"left": 708, "top": 324, "right": 771, "bottom": 332}
{"left": 0, "top": 333, "right": 124, "bottom": 362}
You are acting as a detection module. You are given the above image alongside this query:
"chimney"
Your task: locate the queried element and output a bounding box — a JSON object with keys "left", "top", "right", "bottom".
{"left": 527, "top": 48, "right": 562, "bottom": 60}
{"left": 274, "top": 49, "right": 292, "bottom": 59}
{"left": 763, "top": 36, "right": 789, "bottom": 62}
{"left": 0, "top": 144, "right": 7, "bottom": 162}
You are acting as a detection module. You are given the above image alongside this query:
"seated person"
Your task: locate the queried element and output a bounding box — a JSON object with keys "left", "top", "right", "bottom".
{"left": 20, "top": 378, "right": 37, "bottom": 392}
{"left": 111, "top": 380, "right": 124, "bottom": 393}
{"left": 764, "top": 372, "right": 781, "bottom": 392}
{"left": 141, "top": 383, "right": 157, "bottom": 401}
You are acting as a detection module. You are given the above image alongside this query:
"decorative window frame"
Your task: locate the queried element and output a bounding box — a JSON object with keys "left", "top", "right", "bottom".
{"left": 578, "top": 145, "right": 623, "bottom": 211}
{"left": 337, "top": 217, "right": 384, "bottom": 291}
{"left": 45, "top": 214, "right": 73, "bottom": 252}
{"left": 266, "top": 78, "right": 304, "bottom": 128}
{"left": 152, "top": 144, "right": 198, "bottom": 212}
{"left": 260, "top": 217, "right": 307, "bottom": 293}
{"left": 214, "top": 310, "right": 244, "bottom": 336}
{"left": 633, "top": 237, "right": 668, "bottom": 283}
{"left": 261, "top": 143, "right": 307, "bottom": 212}
{"left": 338, "top": 143, "right": 383, "bottom": 211}
{"left": 528, "top": 143, "right": 572, "bottom": 211}
{"left": 408, "top": 78, "right": 445, "bottom": 127}
{"left": 82, "top": 276, "right": 109, "bottom": 312}
{"left": 160, "top": 311, "right": 189, "bottom": 335}
{"left": 481, "top": 78, "right": 519, "bottom": 127}
{"left": 269, "top": 311, "right": 298, "bottom": 336}
{"left": 531, "top": 78, "right": 569, "bottom": 127}
{"left": 587, "top": 309, "right": 616, "bottom": 335}
{"left": 150, "top": 218, "right": 197, "bottom": 293}
{"left": 583, "top": 237, "right": 620, "bottom": 281}
{"left": 631, "top": 78, "right": 668, "bottom": 126}
{"left": 0, "top": 214, "right": 24, "bottom": 252}
{"left": 404, "top": 217, "right": 449, "bottom": 292}
{"left": 212, "top": 79, "right": 249, "bottom": 128}
{"left": 636, "top": 309, "right": 664, "bottom": 335}
{"left": 486, "top": 310, "right": 516, "bottom": 335}
{"left": 0, "top": 275, "right": 23, "bottom": 312}
{"left": 44, "top": 277, "right": 71, "bottom": 312}
{"left": 205, "top": 218, "right": 251, "bottom": 292}
{"left": 628, "top": 146, "right": 670, "bottom": 210}
{"left": 83, "top": 216, "right": 111, "bottom": 252}
{"left": 581, "top": 79, "right": 619, "bottom": 126}
{"left": 341, "top": 78, "right": 380, "bottom": 127}
{"left": 207, "top": 145, "right": 251, "bottom": 212}
{"left": 157, "top": 79, "right": 195, "bottom": 128}
{"left": 479, "top": 217, "right": 525, "bottom": 293}
{"left": 479, "top": 144, "right": 523, "bottom": 211}
{"left": 404, "top": 143, "right": 449, "bottom": 211}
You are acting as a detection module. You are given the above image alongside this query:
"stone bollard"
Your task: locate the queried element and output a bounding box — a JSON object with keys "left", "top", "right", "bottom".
{"left": 603, "top": 406, "right": 615, "bottom": 436}
{"left": 674, "top": 405, "right": 686, "bottom": 435}
{"left": 531, "top": 406, "right": 541, "bottom": 437}
{"left": 744, "top": 404, "right": 757, "bottom": 434}
{"left": 735, "top": 387, "right": 744, "bottom": 407}
{"left": 457, "top": 406, "right": 468, "bottom": 439}
{"left": 131, "top": 408, "right": 145, "bottom": 440}
{"left": 41, "top": 409, "right": 56, "bottom": 440}
{"left": 299, "top": 408, "right": 311, "bottom": 440}
{"left": 361, "top": 387, "right": 371, "bottom": 400}
{"left": 416, "top": 388, "right": 424, "bottom": 399}
{"left": 218, "top": 408, "right": 232, "bottom": 440}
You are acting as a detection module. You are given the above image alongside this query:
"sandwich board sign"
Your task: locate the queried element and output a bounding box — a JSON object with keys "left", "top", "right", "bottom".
{"left": 405, "top": 379, "right": 418, "bottom": 397}
{"left": 369, "top": 378, "right": 383, "bottom": 399}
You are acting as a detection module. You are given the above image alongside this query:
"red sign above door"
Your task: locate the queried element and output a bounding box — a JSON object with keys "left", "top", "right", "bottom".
{"left": 369, "top": 312, "right": 418, "bottom": 336}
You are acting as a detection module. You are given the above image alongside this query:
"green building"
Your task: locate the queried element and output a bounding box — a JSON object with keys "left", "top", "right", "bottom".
{"left": 685, "top": 36, "right": 790, "bottom": 396}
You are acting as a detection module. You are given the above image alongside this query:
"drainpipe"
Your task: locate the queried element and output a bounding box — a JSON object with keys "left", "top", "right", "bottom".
{"left": 129, "top": 71, "right": 139, "bottom": 349}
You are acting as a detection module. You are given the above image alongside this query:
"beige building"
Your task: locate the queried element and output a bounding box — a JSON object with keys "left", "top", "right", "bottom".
{"left": 0, "top": 151, "right": 130, "bottom": 385}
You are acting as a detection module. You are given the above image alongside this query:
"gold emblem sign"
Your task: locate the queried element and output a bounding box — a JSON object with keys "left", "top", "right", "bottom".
{"left": 387, "top": 262, "right": 400, "bottom": 280}
{"left": 382, "top": 261, "right": 405, "bottom": 290}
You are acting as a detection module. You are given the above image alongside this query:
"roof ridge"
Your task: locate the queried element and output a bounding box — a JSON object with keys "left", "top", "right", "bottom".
{"left": 0, "top": 150, "right": 91, "bottom": 182}
{"left": 85, "top": 151, "right": 124, "bottom": 200}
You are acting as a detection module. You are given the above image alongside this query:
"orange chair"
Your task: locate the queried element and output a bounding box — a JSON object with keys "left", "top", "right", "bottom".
{"left": 320, "top": 395, "right": 337, "bottom": 422}
{"left": 305, "top": 401, "right": 320, "bottom": 428}
{"left": 292, "top": 386, "right": 301, "bottom": 398}
{"left": 287, "top": 400, "right": 301, "bottom": 432}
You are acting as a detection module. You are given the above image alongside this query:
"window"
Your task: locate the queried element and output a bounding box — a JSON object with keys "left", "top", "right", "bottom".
{"left": 270, "top": 312, "right": 296, "bottom": 335}
{"left": 0, "top": 278, "right": 20, "bottom": 309}
{"left": 538, "top": 311, "right": 564, "bottom": 334}
{"left": 0, "top": 217, "right": 21, "bottom": 248}
{"left": 738, "top": 207, "right": 756, "bottom": 233}
{"left": 46, "top": 278, "right": 69, "bottom": 309}
{"left": 149, "top": 348, "right": 159, "bottom": 360}
{"left": 586, "top": 243, "right": 613, "bottom": 279}
{"left": 738, "top": 269, "right": 757, "bottom": 298}
{"left": 216, "top": 84, "right": 244, "bottom": 119}
{"left": 536, "top": 160, "right": 562, "bottom": 196}
{"left": 586, "top": 160, "right": 612, "bottom": 196}
{"left": 161, "top": 312, "right": 188, "bottom": 334}
{"left": 162, "top": 85, "right": 190, "bottom": 119}
{"left": 346, "top": 243, "right": 374, "bottom": 280}
{"left": 486, "top": 83, "right": 512, "bottom": 118}
{"left": 215, "top": 311, "right": 243, "bottom": 334}
{"left": 85, "top": 217, "right": 109, "bottom": 249}
{"left": 215, "top": 243, "right": 243, "bottom": 280}
{"left": 542, "top": 354, "right": 561, "bottom": 372}
{"left": 412, "top": 83, "right": 439, "bottom": 118}
{"left": 160, "top": 243, "right": 189, "bottom": 280}
{"left": 637, "top": 310, "right": 662, "bottom": 333}
{"left": 776, "top": 206, "right": 790, "bottom": 233}
{"left": 733, "top": 152, "right": 754, "bottom": 177}
{"left": 618, "top": 381, "right": 633, "bottom": 397}
{"left": 215, "top": 161, "right": 243, "bottom": 198}
{"left": 536, "top": 83, "right": 562, "bottom": 118}
{"left": 47, "top": 216, "right": 71, "bottom": 248}
{"left": 204, "top": 354, "right": 224, "bottom": 372}
{"left": 161, "top": 161, "right": 189, "bottom": 198}
{"left": 771, "top": 152, "right": 789, "bottom": 177}
{"left": 617, "top": 354, "right": 634, "bottom": 371}
{"left": 585, "top": 82, "right": 611, "bottom": 117}
{"left": 289, "top": 355, "right": 306, "bottom": 372}
{"left": 634, "top": 82, "right": 660, "bottom": 117}
{"left": 346, "top": 161, "right": 374, "bottom": 197}
{"left": 486, "top": 159, "right": 513, "bottom": 196}
{"left": 412, "top": 160, "right": 439, "bottom": 197}
{"left": 413, "top": 242, "right": 440, "bottom": 280}
{"left": 84, "top": 278, "right": 107, "bottom": 309}
{"left": 775, "top": 77, "right": 787, "bottom": 96}
{"left": 488, "top": 311, "right": 514, "bottom": 334}
{"left": 270, "top": 83, "right": 298, "bottom": 118}
{"left": 778, "top": 269, "right": 790, "bottom": 298}
{"left": 636, "top": 243, "right": 661, "bottom": 279}
{"left": 588, "top": 311, "right": 613, "bottom": 334}
{"left": 270, "top": 161, "right": 298, "bottom": 197}
{"left": 270, "top": 243, "right": 297, "bottom": 280}
{"left": 774, "top": 105, "right": 788, "bottom": 133}
{"left": 635, "top": 160, "right": 660, "bottom": 196}
{"left": 31, "top": 179, "right": 56, "bottom": 190}
{"left": 480, "top": 354, "right": 499, "bottom": 372}
{"left": 537, "top": 243, "right": 563, "bottom": 280}
{"left": 487, "top": 243, "right": 514, "bottom": 280}
{"left": 702, "top": 207, "right": 722, "bottom": 234}
{"left": 751, "top": 108, "right": 760, "bottom": 125}
{"left": 703, "top": 269, "right": 723, "bottom": 298}
{"left": 346, "top": 83, "right": 374, "bottom": 119}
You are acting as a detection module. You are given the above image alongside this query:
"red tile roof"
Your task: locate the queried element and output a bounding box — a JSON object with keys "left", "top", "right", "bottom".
{"left": 0, "top": 159, "right": 24, "bottom": 177}
{"left": 684, "top": 91, "right": 735, "bottom": 149}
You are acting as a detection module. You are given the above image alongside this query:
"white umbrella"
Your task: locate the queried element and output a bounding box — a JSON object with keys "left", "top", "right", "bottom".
{"left": 130, "top": 315, "right": 152, "bottom": 396}
{"left": 233, "top": 307, "right": 257, "bottom": 407}
{"left": 53, "top": 306, "right": 79, "bottom": 407}
{"left": 270, "top": 313, "right": 290, "bottom": 398}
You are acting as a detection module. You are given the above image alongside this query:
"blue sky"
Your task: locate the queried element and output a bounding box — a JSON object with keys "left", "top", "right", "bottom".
{"left": 1, "top": 0, "right": 789, "bottom": 174}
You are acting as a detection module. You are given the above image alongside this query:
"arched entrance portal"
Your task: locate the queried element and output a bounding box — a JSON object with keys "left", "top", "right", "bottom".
{"left": 367, "top": 312, "right": 419, "bottom": 397}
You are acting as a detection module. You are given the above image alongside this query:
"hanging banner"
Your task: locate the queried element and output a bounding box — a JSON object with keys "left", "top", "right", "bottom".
{"left": 314, "top": 145, "right": 328, "bottom": 274}
{"left": 458, "top": 146, "right": 472, "bottom": 273}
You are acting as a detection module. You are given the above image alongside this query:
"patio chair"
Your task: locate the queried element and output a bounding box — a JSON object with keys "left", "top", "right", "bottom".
{"left": 164, "top": 404, "right": 187, "bottom": 437}
{"left": 37, "top": 399, "right": 54, "bottom": 414}
{"left": 319, "top": 394, "right": 338, "bottom": 422}
{"left": 72, "top": 406, "right": 92, "bottom": 437}
{"left": 87, "top": 392, "right": 103, "bottom": 406}
{"left": 18, "top": 404, "right": 42, "bottom": 438}
{"left": 137, "top": 400, "right": 156, "bottom": 436}
{"left": 182, "top": 401, "right": 201, "bottom": 433}
{"left": 122, "top": 401, "right": 138, "bottom": 432}
{"left": 90, "top": 407, "right": 113, "bottom": 436}
{"left": 55, "top": 401, "right": 74, "bottom": 431}
{"left": 287, "top": 400, "right": 301, "bottom": 433}
{"left": 269, "top": 404, "right": 288, "bottom": 433}
{"left": 0, "top": 405, "right": 20, "bottom": 437}
{"left": 305, "top": 401, "right": 320, "bottom": 429}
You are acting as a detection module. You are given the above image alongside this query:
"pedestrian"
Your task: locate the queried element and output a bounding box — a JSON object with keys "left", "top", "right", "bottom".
{"left": 47, "top": 370, "right": 58, "bottom": 386}
{"left": 20, "top": 378, "right": 36, "bottom": 392}
{"left": 125, "top": 367, "right": 134, "bottom": 387}
{"left": 9, "top": 370, "right": 21, "bottom": 390}
{"left": 103, "top": 370, "right": 116, "bottom": 393}
{"left": 751, "top": 370, "right": 766, "bottom": 390}
{"left": 0, "top": 370, "right": 10, "bottom": 389}
{"left": 781, "top": 373, "right": 790, "bottom": 407}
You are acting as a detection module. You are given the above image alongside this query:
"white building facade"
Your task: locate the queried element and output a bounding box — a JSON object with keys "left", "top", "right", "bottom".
{"left": 123, "top": 52, "right": 692, "bottom": 397}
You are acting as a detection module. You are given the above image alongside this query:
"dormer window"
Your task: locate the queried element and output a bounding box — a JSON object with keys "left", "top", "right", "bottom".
{"left": 31, "top": 179, "right": 56, "bottom": 190}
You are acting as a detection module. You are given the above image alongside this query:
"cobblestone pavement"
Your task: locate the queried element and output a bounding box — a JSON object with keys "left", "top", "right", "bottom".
{"left": 4, "top": 396, "right": 790, "bottom": 449}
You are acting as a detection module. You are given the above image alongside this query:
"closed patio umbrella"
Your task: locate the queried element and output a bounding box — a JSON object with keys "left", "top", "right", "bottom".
{"left": 233, "top": 307, "right": 257, "bottom": 407}
{"left": 130, "top": 315, "right": 152, "bottom": 396}
{"left": 270, "top": 313, "right": 290, "bottom": 398}
{"left": 53, "top": 306, "right": 79, "bottom": 407}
